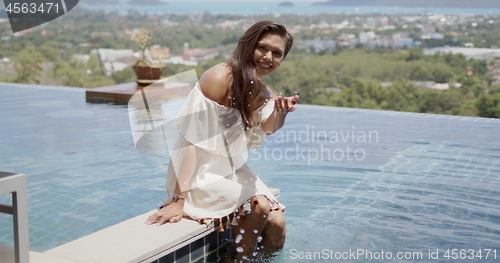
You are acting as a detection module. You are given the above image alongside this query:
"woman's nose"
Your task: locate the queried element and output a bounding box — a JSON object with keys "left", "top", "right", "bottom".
{"left": 263, "top": 51, "right": 272, "bottom": 60}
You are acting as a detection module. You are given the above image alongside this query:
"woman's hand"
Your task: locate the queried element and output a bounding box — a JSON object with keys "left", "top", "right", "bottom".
{"left": 262, "top": 94, "right": 299, "bottom": 134}
{"left": 274, "top": 95, "right": 299, "bottom": 113}
{"left": 146, "top": 201, "right": 184, "bottom": 226}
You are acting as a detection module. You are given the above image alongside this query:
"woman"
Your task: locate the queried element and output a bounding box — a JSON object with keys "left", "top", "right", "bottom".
{"left": 146, "top": 20, "right": 298, "bottom": 261}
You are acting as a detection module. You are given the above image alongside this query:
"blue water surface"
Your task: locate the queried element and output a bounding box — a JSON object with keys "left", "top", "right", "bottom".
{"left": 0, "top": 83, "right": 499, "bottom": 262}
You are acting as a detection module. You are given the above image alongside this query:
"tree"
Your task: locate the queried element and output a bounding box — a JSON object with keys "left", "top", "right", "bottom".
{"left": 476, "top": 93, "right": 500, "bottom": 118}
{"left": 39, "top": 41, "right": 61, "bottom": 62}
{"left": 13, "top": 46, "right": 45, "bottom": 84}
{"left": 431, "top": 64, "right": 453, "bottom": 83}
{"left": 406, "top": 47, "right": 423, "bottom": 61}
{"left": 418, "top": 89, "right": 463, "bottom": 115}
{"left": 53, "top": 56, "right": 115, "bottom": 88}
{"left": 409, "top": 63, "right": 433, "bottom": 80}
{"left": 111, "top": 67, "right": 135, "bottom": 84}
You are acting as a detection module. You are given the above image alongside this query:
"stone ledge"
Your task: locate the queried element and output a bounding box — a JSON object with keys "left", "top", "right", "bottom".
{"left": 30, "top": 188, "right": 279, "bottom": 263}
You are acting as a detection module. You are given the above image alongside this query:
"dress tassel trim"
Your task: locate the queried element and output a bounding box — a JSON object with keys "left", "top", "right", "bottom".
{"left": 195, "top": 194, "right": 284, "bottom": 232}
{"left": 219, "top": 219, "right": 225, "bottom": 232}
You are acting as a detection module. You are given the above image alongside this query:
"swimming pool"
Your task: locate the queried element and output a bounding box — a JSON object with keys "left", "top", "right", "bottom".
{"left": 0, "top": 83, "right": 499, "bottom": 262}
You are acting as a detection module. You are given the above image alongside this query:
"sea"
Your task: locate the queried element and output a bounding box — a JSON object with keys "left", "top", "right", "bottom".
{"left": 80, "top": 1, "right": 500, "bottom": 16}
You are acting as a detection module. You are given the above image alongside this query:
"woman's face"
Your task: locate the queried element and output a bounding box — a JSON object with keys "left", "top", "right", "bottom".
{"left": 254, "top": 32, "right": 287, "bottom": 78}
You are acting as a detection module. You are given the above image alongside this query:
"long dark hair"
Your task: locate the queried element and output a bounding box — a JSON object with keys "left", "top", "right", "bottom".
{"left": 226, "top": 20, "right": 293, "bottom": 130}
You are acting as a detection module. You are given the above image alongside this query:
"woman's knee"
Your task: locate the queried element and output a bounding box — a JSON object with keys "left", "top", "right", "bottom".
{"left": 252, "top": 195, "right": 272, "bottom": 215}
{"left": 261, "top": 210, "right": 286, "bottom": 250}
{"left": 266, "top": 210, "right": 286, "bottom": 231}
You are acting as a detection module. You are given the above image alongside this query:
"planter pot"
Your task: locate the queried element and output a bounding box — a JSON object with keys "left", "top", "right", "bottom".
{"left": 132, "top": 60, "right": 166, "bottom": 86}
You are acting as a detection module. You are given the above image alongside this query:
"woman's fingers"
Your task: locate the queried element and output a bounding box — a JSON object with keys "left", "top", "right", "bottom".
{"left": 287, "top": 95, "right": 299, "bottom": 112}
{"left": 284, "top": 97, "right": 290, "bottom": 111}
{"left": 156, "top": 214, "right": 172, "bottom": 226}
{"left": 145, "top": 205, "right": 184, "bottom": 226}
{"left": 275, "top": 96, "right": 286, "bottom": 111}
{"left": 274, "top": 96, "right": 299, "bottom": 112}
{"left": 274, "top": 96, "right": 281, "bottom": 110}
{"left": 169, "top": 214, "right": 183, "bottom": 223}
{"left": 146, "top": 213, "right": 159, "bottom": 225}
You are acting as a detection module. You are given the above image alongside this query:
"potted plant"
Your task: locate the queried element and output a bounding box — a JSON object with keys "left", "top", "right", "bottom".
{"left": 131, "top": 28, "right": 166, "bottom": 85}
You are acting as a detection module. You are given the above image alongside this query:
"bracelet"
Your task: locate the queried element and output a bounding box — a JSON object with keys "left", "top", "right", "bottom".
{"left": 158, "top": 195, "right": 185, "bottom": 209}
{"left": 171, "top": 195, "right": 184, "bottom": 201}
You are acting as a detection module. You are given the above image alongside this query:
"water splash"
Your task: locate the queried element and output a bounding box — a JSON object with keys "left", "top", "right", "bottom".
{"left": 276, "top": 86, "right": 283, "bottom": 97}
{"left": 235, "top": 234, "right": 243, "bottom": 244}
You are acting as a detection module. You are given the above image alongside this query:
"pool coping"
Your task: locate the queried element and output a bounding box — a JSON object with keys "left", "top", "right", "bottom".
{"left": 27, "top": 188, "right": 280, "bottom": 263}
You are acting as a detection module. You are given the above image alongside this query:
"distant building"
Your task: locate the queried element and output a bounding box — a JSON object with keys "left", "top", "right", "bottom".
{"left": 182, "top": 43, "right": 219, "bottom": 61}
{"left": 431, "top": 33, "right": 444, "bottom": 40}
{"left": 73, "top": 52, "right": 132, "bottom": 75}
{"left": 161, "top": 56, "right": 198, "bottom": 66}
{"left": 90, "top": 48, "right": 135, "bottom": 62}
{"left": 332, "top": 21, "right": 349, "bottom": 30}
{"left": 366, "top": 17, "right": 376, "bottom": 29}
{"left": 359, "top": 31, "right": 376, "bottom": 45}
{"left": 149, "top": 45, "right": 170, "bottom": 59}
{"left": 104, "top": 62, "right": 130, "bottom": 75}
{"left": 431, "top": 83, "right": 450, "bottom": 90}
{"left": 410, "top": 81, "right": 461, "bottom": 90}
{"left": 381, "top": 16, "right": 389, "bottom": 26}
{"left": 391, "top": 33, "right": 416, "bottom": 49}
{"left": 423, "top": 47, "right": 500, "bottom": 60}
{"left": 336, "top": 34, "right": 357, "bottom": 47}
{"left": 41, "top": 30, "right": 54, "bottom": 36}
{"left": 297, "top": 38, "right": 337, "bottom": 52}
{"left": 216, "top": 20, "right": 241, "bottom": 29}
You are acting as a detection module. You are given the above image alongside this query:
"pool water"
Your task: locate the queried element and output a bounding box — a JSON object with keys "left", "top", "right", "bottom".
{"left": 265, "top": 106, "right": 500, "bottom": 262}
{"left": 0, "top": 83, "right": 499, "bottom": 262}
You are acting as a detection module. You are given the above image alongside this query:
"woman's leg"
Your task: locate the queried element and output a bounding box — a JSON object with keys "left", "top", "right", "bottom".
{"left": 232, "top": 196, "right": 286, "bottom": 261}
{"left": 259, "top": 209, "right": 286, "bottom": 254}
{"left": 233, "top": 195, "right": 269, "bottom": 261}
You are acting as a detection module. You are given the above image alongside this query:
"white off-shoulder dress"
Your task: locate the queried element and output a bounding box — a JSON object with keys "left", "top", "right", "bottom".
{"left": 165, "top": 83, "right": 284, "bottom": 224}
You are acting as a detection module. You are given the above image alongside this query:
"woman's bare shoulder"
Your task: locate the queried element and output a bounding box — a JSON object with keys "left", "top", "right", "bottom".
{"left": 199, "top": 63, "right": 231, "bottom": 104}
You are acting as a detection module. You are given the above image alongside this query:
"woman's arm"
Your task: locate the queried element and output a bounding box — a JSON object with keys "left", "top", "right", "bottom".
{"left": 146, "top": 65, "right": 230, "bottom": 226}
{"left": 146, "top": 144, "right": 198, "bottom": 226}
{"left": 261, "top": 94, "right": 299, "bottom": 135}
